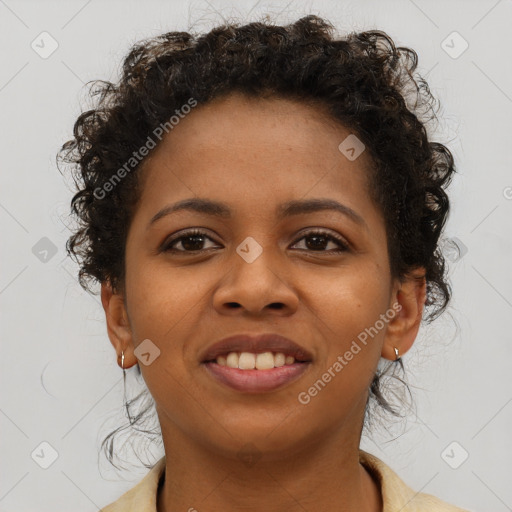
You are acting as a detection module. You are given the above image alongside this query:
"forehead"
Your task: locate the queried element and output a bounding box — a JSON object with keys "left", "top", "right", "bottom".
{"left": 133, "top": 92, "right": 381, "bottom": 231}
{"left": 148, "top": 93, "right": 366, "bottom": 160}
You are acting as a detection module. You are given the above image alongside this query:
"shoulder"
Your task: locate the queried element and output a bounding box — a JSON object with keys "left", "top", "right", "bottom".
{"left": 359, "top": 449, "right": 472, "bottom": 512}
{"left": 99, "top": 457, "right": 166, "bottom": 512}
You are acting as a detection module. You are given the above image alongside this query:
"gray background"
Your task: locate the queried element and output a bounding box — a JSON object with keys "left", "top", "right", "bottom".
{"left": 1, "top": 0, "right": 511, "bottom": 510}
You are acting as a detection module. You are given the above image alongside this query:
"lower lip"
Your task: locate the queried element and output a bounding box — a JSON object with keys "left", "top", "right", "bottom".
{"left": 202, "top": 361, "right": 311, "bottom": 393}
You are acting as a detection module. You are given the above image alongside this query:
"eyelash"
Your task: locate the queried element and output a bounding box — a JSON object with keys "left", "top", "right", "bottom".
{"left": 161, "top": 228, "right": 350, "bottom": 254}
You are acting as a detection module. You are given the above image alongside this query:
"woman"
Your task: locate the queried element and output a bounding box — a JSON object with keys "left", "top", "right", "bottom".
{"left": 58, "top": 14, "right": 470, "bottom": 512}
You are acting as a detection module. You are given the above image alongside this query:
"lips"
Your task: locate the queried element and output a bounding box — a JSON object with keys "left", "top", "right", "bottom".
{"left": 200, "top": 333, "right": 314, "bottom": 363}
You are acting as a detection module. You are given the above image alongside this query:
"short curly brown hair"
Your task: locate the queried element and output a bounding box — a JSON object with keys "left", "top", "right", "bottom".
{"left": 57, "top": 14, "right": 456, "bottom": 465}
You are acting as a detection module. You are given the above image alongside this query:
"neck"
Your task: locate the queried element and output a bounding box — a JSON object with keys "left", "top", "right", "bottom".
{"left": 156, "top": 426, "right": 382, "bottom": 512}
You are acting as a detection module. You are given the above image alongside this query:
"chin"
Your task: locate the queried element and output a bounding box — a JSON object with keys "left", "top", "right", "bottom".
{"left": 210, "top": 422, "right": 311, "bottom": 460}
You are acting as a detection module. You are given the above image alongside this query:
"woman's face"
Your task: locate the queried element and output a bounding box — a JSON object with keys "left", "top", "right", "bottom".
{"left": 102, "top": 92, "right": 425, "bottom": 460}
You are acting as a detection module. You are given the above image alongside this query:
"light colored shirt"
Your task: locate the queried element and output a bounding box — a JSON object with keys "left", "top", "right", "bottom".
{"left": 99, "top": 449, "right": 471, "bottom": 511}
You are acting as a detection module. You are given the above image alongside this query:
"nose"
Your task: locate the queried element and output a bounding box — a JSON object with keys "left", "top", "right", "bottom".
{"left": 212, "top": 245, "right": 299, "bottom": 317}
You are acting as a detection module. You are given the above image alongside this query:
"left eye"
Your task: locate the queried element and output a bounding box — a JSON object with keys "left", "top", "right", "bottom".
{"left": 292, "top": 230, "right": 349, "bottom": 253}
{"left": 162, "top": 229, "right": 349, "bottom": 253}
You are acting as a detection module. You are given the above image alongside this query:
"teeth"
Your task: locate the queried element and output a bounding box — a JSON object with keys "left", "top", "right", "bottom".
{"left": 239, "top": 352, "right": 256, "bottom": 369}
{"left": 226, "top": 352, "right": 239, "bottom": 368}
{"left": 255, "top": 352, "right": 274, "bottom": 370}
{"left": 215, "top": 351, "right": 297, "bottom": 369}
{"left": 274, "top": 353, "right": 285, "bottom": 367}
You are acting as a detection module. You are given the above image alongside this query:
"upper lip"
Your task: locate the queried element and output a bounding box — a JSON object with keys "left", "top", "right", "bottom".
{"left": 200, "top": 333, "right": 314, "bottom": 362}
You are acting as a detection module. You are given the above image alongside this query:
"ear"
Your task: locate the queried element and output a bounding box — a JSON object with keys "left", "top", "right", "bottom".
{"left": 100, "top": 280, "right": 137, "bottom": 369}
{"left": 381, "top": 267, "right": 427, "bottom": 361}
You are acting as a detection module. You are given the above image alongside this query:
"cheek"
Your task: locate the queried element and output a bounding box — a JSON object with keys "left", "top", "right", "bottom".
{"left": 125, "top": 254, "right": 208, "bottom": 339}
{"left": 124, "top": 261, "right": 206, "bottom": 411}
{"left": 304, "top": 264, "right": 390, "bottom": 398}
{"left": 313, "top": 262, "right": 390, "bottom": 340}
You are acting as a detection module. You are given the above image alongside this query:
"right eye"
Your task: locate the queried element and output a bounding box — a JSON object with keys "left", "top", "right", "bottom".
{"left": 161, "top": 229, "right": 220, "bottom": 253}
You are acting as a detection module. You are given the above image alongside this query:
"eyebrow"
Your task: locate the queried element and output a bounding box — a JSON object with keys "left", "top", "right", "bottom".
{"left": 148, "top": 197, "right": 367, "bottom": 230}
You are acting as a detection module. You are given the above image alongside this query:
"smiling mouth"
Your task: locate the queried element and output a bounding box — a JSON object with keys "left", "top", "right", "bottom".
{"left": 206, "top": 350, "right": 304, "bottom": 369}
{"left": 202, "top": 351, "right": 312, "bottom": 393}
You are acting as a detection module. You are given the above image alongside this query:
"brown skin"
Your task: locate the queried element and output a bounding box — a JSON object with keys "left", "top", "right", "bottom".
{"left": 101, "top": 92, "right": 426, "bottom": 512}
